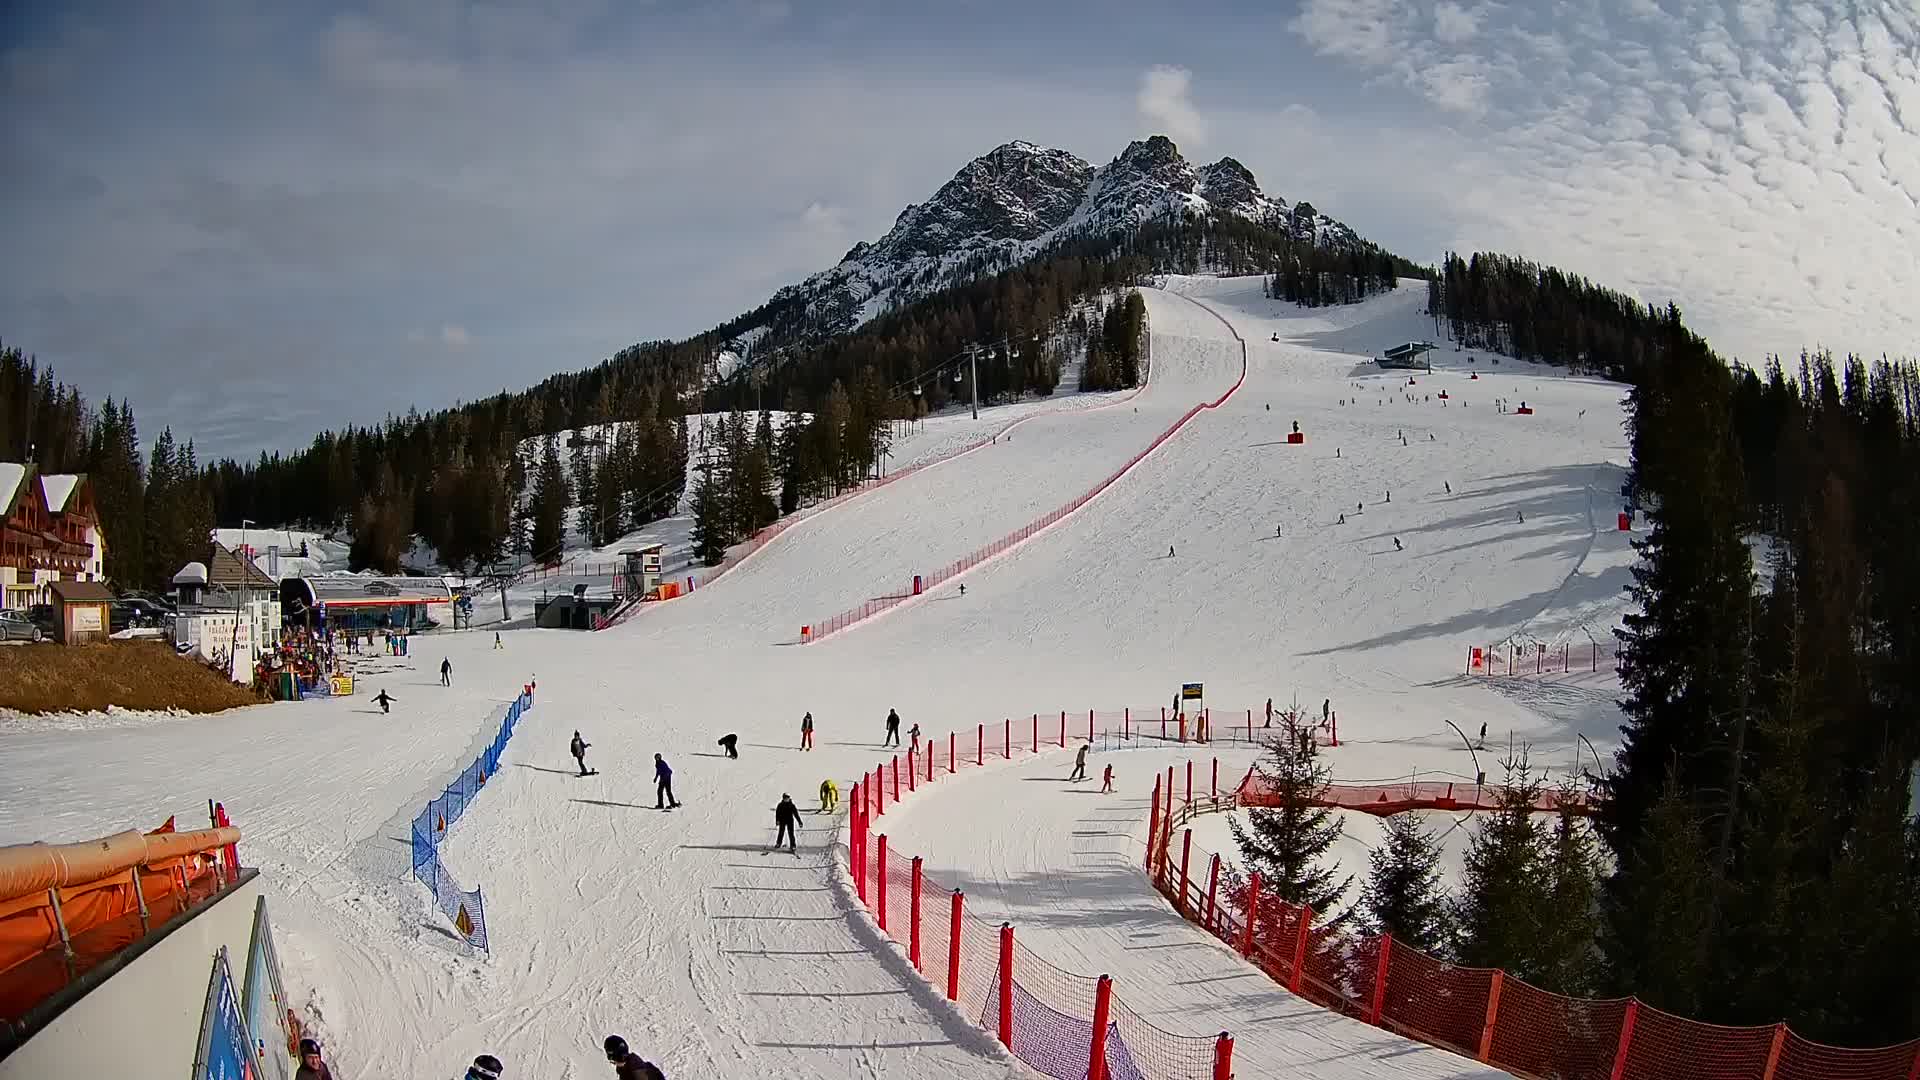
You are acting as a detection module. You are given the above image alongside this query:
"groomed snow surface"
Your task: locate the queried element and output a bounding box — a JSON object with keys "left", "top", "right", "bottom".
{"left": 0, "top": 276, "right": 1635, "bottom": 1079}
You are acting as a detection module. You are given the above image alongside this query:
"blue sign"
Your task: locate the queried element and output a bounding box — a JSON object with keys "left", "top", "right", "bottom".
{"left": 195, "top": 947, "right": 258, "bottom": 1080}
{"left": 242, "top": 899, "right": 292, "bottom": 1080}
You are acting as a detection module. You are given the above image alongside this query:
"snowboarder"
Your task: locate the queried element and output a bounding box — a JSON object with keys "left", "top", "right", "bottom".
{"left": 800, "top": 711, "right": 814, "bottom": 751}
{"left": 570, "top": 730, "right": 593, "bottom": 775}
{"left": 773, "top": 793, "right": 803, "bottom": 853}
{"left": 718, "top": 733, "right": 739, "bottom": 759}
{"left": 464, "top": 1054, "right": 504, "bottom": 1080}
{"left": 654, "top": 754, "right": 678, "bottom": 809}
{"left": 602, "top": 1036, "right": 666, "bottom": 1080}
{"left": 884, "top": 709, "right": 901, "bottom": 747}
{"left": 818, "top": 778, "right": 838, "bottom": 813}
{"left": 1069, "top": 742, "right": 1090, "bottom": 781}
{"left": 440, "top": 657, "right": 452, "bottom": 687}
{"left": 1393, "top": 537, "right": 1403, "bottom": 551}
{"left": 1101, "top": 764, "right": 1114, "bottom": 793}
{"left": 373, "top": 689, "right": 395, "bottom": 714}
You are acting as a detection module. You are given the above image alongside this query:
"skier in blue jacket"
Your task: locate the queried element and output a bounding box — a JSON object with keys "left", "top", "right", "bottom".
{"left": 654, "top": 754, "right": 679, "bottom": 809}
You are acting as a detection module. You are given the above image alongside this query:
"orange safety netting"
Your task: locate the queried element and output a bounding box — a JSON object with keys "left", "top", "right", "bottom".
{"left": 0, "top": 820, "right": 242, "bottom": 1025}
{"left": 1151, "top": 798, "right": 1920, "bottom": 1080}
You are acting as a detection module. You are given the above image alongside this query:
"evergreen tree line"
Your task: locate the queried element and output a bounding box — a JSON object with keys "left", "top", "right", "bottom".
{"left": 0, "top": 344, "right": 215, "bottom": 590}
{"left": 1426, "top": 252, "right": 1678, "bottom": 381}
{"left": 1230, "top": 711, "right": 1603, "bottom": 997}
{"left": 1080, "top": 292, "right": 1148, "bottom": 393}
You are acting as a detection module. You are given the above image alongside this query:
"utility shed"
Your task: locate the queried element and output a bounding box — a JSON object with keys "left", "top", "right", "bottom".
{"left": 47, "top": 579, "right": 114, "bottom": 645}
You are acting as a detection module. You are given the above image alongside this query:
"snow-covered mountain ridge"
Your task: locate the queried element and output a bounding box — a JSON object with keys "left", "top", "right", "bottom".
{"left": 724, "top": 135, "right": 1362, "bottom": 379}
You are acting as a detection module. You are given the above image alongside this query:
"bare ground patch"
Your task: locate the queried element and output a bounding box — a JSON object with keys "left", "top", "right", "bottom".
{"left": 0, "top": 640, "right": 267, "bottom": 715}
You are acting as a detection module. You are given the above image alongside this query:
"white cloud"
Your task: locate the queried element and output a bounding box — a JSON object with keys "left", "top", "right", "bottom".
{"left": 1432, "top": 2, "right": 1481, "bottom": 44}
{"left": 441, "top": 324, "right": 470, "bottom": 347}
{"left": 1137, "top": 65, "right": 1206, "bottom": 145}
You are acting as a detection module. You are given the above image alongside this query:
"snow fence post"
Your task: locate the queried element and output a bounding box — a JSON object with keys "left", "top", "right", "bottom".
{"left": 1212, "top": 1032, "right": 1234, "bottom": 1080}
{"left": 977, "top": 724, "right": 984, "bottom": 767}
{"left": 947, "top": 890, "right": 964, "bottom": 1001}
{"left": 907, "top": 748, "right": 916, "bottom": 792}
{"left": 1179, "top": 712, "right": 1188, "bottom": 743}
{"left": 1087, "top": 975, "right": 1114, "bottom": 1080}
{"left": 910, "top": 857, "right": 923, "bottom": 972}
{"left": 927, "top": 742, "right": 934, "bottom": 782}
{"left": 1178, "top": 829, "right": 1193, "bottom": 917}
{"left": 1241, "top": 873, "right": 1261, "bottom": 957}
{"left": 1186, "top": 760, "right": 1193, "bottom": 807}
{"left": 1608, "top": 999, "right": 1638, "bottom": 1080}
{"left": 1759, "top": 1024, "right": 1787, "bottom": 1080}
{"left": 1145, "top": 777, "right": 1162, "bottom": 873}
{"left": 892, "top": 755, "right": 901, "bottom": 802}
{"left": 1087, "top": 708, "right": 1094, "bottom": 743}
{"left": 1160, "top": 707, "right": 1166, "bottom": 740}
{"left": 876, "top": 835, "right": 889, "bottom": 932}
{"left": 1476, "top": 971, "right": 1504, "bottom": 1063}
{"left": 1211, "top": 757, "right": 1219, "bottom": 803}
{"left": 1059, "top": 710, "right": 1066, "bottom": 748}
{"left": 1124, "top": 707, "right": 1130, "bottom": 740}
{"left": 852, "top": 783, "right": 866, "bottom": 904}
{"left": 1289, "top": 905, "right": 1313, "bottom": 993}
{"left": 1003, "top": 718, "right": 1010, "bottom": 759}
{"left": 1368, "top": 934, "right": 1392, "bottom": 1025}
{"left": 949, "top": 731, "right": 956, "bottom": 774}
{"left": 997, "top": 923, "right": 1015, "bottom": 1050}
{"left": 1205, "top": 853, "right": 1221, "bottom": 931}
{"left": 1032, "top": 713, "right": 1038, "bottom": 753}
{"left": 875, "top": 765, "right": 885, "bottom": 817}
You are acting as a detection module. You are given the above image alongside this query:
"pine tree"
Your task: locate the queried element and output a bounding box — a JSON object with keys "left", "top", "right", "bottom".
{"left": 1228, "top": 708, "right": 1351, "bottom": 916}
{"left": 570, "top": 435, "right": 598, "bottom": 546}
{"left": 1453, "top": 756, "right": 1552, "bottom": 976}
{"left": 529, "top": 434, "right": 569, "bottom": 564}
{"left": 1603, "top": 772, "right": 1714, "bottom": 1014}
{"left": 1536, "top": 797, "right": 1602, "bottom": 995}
{"left": 1359, "top": 811, "right": 1451, "bottom": 951}
{"left": 687, "top": 459, "right": 728, "bottom": 566}
{"left": 142, "top": 428, "right": 181, "bottom": 586}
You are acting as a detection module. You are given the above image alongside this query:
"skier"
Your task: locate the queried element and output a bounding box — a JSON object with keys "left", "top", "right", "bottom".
{"left": 818, "top": 778, "right": 839, "bottom": 813}
{"left": 602, "top": 1036, "right": 666, "bottom": 1080}
{"left": 570, "top": 730, "right": 593, "bottom": 776}
{"left": 800, "top": 711, "right": 814, "bottom": 751}
{"left": 1322, "top": 699, "right": 1331, "bottom": 725}
{"left": 440, "top": 657, "right": 452, "bottom": 687}
{"left": 373, "top": 689, "right": 395, "bottom": 715}
{"left": 1265, "top": 698, "right": 1273, "bottom": 727}
{"left": 773, "top": 793, "right": 802, "bottom": 853}
{"left": 1356, "top": 501, "right": 1363, "bottom": 513}
{"left": 296, "top": 1039, "right": 334, "bottom": 1080}
{"left": 1276, "top": 524, "right": 1283, "bottom": 538}
{"left": 1517, "top": 510, "right": 1524, "bottom": 523}
{"left": 958, "top": 583, "right": 966, "bottom": 597}
{"left": 1101, "top": 764, "right": 1114, "bottom": 793}
{"left": 1337, "top": 513, "right": 1346, "bottom": 525}
{"left": 464, "top": 1054, "right": 504, "bottom": 1080}
{"left": 1068, "top": 742, "right": 1090, "bottom": 781}
{"left": 1393, "top": 537, "right": 1403, "bottom": 551}
{"left": 717, "top": 733, "right": 739, "bottom": 759}
{"left": 1168, "top": 545, "right": 1175, "bottom": 558}
{"left": 908, "top": 722, "right": 922, "bottom": 752}
{"left": 1385, "top": 489, "right": 1391, "bottom": 503}
{"left": 654, "top": 754, "right": 679, "bottom": 809}
{"left": 1444, "top": 481, "right": 1451, "bottom": 494}
{"left": 493, "top": 632, "right": 502, "bottom": 650}
{"left": 884, "top": 708, "right": 902, "bottom": 747}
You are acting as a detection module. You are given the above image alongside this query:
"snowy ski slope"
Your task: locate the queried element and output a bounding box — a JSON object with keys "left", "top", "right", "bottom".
{"left": 0, "top": 276, "right": 1637, "bottom": 1079}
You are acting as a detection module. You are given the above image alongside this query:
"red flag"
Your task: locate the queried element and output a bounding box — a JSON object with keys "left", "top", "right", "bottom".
{"left": 149, "top": 815, "right": 177, "bottom": 834}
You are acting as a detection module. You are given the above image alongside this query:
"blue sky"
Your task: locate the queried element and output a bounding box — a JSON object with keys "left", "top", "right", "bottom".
{"left": 3, "top": 1, "right": 1916, "bottom": 459}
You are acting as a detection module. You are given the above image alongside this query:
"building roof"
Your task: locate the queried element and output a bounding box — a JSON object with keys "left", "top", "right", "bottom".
{"left": 0, "top": 464, "right": 26, "bottom": 516}
{"left": 297, "top": 575, "right": 455, "bottom": 606}
{"left": 49, "top": 580, "right": 115, "bottom": 603}
{"left": 38, "top": 473, "right": 82, "bottom": 512}
{"left": 208, "top": 542, "right": 278, "bottom": 591}
{"left": 1383, "top": 341, "right": 1436, "bottom": 358}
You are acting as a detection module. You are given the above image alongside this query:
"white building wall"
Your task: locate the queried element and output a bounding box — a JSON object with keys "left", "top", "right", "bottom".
{"left": 0, "top": 876, "right": 266, "bottom": 1080}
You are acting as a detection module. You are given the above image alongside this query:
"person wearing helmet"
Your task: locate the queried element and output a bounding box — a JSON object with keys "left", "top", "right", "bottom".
{"left": 296, "top": 1039, "right": 333, "bottom": 1080}
{"left": 603, "top": 1035, "right": 666, "bottom": 1080}
{"left": 465, "top": 1054, "right": 504, "bottom": 1080}
{"left": 773, "top": 793, "right": 802, "bottom": 854}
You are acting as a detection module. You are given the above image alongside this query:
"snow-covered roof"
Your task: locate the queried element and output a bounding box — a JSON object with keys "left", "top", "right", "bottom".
{"left": 173, "top": 562, "right": 210, "bottom": 585}
{"left": 0, "top": 464, "right": 25, "bottom": 514}
{"left": 292, "top": 575, "right": 454, "bottom": 607}
{"left": 38, "top": 473, "right": 80, "bottom": 512}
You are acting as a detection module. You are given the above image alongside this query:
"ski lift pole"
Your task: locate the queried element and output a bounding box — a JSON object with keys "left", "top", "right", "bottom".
{"left": 968, "top": 343, "right": 980, "bottom": 420}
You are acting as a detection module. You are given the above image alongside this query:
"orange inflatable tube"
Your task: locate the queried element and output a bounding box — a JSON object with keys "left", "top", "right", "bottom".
{"left": 0, "top": 827, "right": 240, "bottom": 905}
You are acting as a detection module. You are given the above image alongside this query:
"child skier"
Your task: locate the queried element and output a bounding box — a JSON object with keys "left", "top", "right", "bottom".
{"left": 1101, "top": 764, "right": 1114, "bottom": 793}
{"left": 773, "top": 794, "right": 802, "bottom": 854}
{"left": 908, "top": 723, "right": 921, "bottom": 752}
{"left": 373, "top": 689, "right": 395, "bottom": 714}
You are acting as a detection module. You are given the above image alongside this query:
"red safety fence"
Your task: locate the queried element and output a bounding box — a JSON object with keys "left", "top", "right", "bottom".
{"left": 1146, "top": 788, "right": 1920, "bottom": 1080}
{"left": 847, "top": 714, "right": 1234, "bottom": 1080}
{"left": 1468, "top": 641, "right": 1620, "bottom": 676}
{"left": 803, "top": 303, "right": 1249, "bottom": 643}
{"left": 1236, "top": 770, "right": 1595, "bottom": 817}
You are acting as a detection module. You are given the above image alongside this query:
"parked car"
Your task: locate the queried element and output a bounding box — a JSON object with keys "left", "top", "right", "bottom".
{"left": 113, "top": 596, "right": 172, "bottom": 626}
{"left": 25, "top": 604, "right": 54, "bottom": 634}
{"left": 0, "top": 610, "right": 43, "bottom": 642}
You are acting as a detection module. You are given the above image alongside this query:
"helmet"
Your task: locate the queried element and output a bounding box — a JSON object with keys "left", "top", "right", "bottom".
{"left": 299, "top": 1039, "right": 321, "bottom": 1056}
{"left": 604, "top": 1035, "right": 629, "bottom": 1061}
{"left": 467, "top": 1056, "right": 503, "bottom": 1080}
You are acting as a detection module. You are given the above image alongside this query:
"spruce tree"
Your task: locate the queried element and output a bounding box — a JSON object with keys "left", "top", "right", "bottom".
{"left": 1228, "top": 708, "right": 1351, "bottom": 916}
{"left": 1453, "top": 756, "right": 1552, "bottom": 976}
{"left": 1536, "top": 797, "right": 1602, "bottom": 995}
{"left": 570, "top": 437, "right": 598, "bottom": 547}
{"left": 1603, "top": 772, "right": 1714, "bottom": 1014}
{"left": 687, "top": 460, "right": 728, "bottom": 566}
{"left": 529, "top": 434, "right": 569, "bottom": 563}
{"left": 1359, "top": 811, "right": 1451, "bottom": 951}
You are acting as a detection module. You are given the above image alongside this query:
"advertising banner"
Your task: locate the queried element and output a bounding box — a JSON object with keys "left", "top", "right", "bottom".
{"left": 193, "top": 946, "right": 259, "bottom": 1080}
{"left": 242, "top": 898, "right": 293, "bottom": 1080}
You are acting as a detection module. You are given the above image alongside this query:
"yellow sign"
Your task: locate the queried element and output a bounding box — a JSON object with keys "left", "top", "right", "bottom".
{"left": 330, "top": 674, "right": 354, "bottom": 696}
{"left": 454, "top": 905, "right": 474, "bottom": 937}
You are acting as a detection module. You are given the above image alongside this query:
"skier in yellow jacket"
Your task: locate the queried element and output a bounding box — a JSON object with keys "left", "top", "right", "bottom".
{"left": 818, "top": 778, "right": 839, "bottom": 813}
